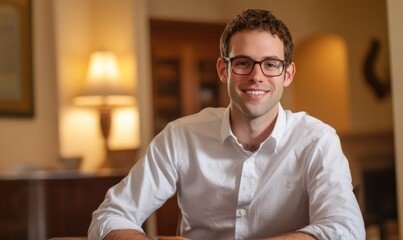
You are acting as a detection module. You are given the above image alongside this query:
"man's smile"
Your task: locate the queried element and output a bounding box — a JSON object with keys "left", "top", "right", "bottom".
{"left": 243, "top": 89, "right": 269, "bottom": 96}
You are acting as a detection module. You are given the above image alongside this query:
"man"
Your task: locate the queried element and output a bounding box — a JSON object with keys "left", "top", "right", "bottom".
{"left": 89, "top": 9, "right": 365, "bottom": 240}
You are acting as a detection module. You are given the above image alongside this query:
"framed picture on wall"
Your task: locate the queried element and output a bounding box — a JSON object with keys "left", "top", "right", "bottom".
{"left": 0, "top": 0, "right": 33, "bottom": 117}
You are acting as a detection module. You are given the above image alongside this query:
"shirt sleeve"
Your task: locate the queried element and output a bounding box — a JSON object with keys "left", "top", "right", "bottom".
{"left": 88, "top": 124, "right": 180, "bottom": 240}
{"left": 298, "top": 130, "right": 366, "bottom": 240}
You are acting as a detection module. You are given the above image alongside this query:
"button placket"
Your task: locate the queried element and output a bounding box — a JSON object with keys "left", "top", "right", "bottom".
{"left": 235, "top": 155, "right": 258, "bottom": 240}
{"left": 238, "top": 157, "right": 257, "bottom": 203}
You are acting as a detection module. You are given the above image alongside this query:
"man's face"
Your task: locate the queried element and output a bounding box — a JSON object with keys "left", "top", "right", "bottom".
{"left": 218, "top": 30, "right": 295, "bottom": 121}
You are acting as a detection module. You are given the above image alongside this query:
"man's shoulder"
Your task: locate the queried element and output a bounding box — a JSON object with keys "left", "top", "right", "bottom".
{"left": 283, "top": 109, "right": 336, "bottom": 137}
{"left": 170, "top": 107, "right": 226, "bottom": 128}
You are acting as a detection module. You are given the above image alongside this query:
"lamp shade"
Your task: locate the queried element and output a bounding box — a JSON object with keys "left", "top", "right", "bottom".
{"left": 74, "top": 51, "right": 135, "bottom": 107}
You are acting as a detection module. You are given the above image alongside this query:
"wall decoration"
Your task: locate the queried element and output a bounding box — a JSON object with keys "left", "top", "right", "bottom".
{"left": 0, "top": 0, "right": 33, "bottom": 117}
{"left": 363, "top": 38, "right": 391, "bottom": 100}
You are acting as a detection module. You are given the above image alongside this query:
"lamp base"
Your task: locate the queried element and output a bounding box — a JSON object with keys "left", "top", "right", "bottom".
{"left": 100, "top": 106, "right": 112, "bottom": 152}
{"left": 99, "top": 148, "right": 139, "bottom": 171}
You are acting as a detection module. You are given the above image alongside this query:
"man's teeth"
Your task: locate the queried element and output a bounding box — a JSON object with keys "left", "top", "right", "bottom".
{"left": 246, "top": 90, "right": 265, "bottom": 95}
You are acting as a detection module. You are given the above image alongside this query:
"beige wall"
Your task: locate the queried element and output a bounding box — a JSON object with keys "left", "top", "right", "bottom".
{"left": 0, "top": 0, "right": 59, "bottom": 172}
{"left": 293, "top": 35, "right": 350, "bottom": 133}
{"left": 53, "top": 0, "right": 94, "bottom": 169}
{"left": 387, "top": 0, "right": 403, "bottom": 235}
{"left": 54, "top": 0, "right": 141, "bottom": 171}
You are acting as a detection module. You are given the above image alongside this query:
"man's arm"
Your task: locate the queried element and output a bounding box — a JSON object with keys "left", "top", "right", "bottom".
{"left": 103, "top": 229, "right": 153, "bottom": 240}
{"left": 262, "top": 232, "right": 317, "bottom": 240}
{"left": 103, "top": 230, "right": 317, "bottom": 240}
{"left": 89, "top": 126, "right": 181, "bottom": 240}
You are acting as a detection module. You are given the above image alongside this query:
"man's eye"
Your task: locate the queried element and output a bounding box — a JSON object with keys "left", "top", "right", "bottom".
{"left": 263, "top": 61, "right": 280, "bottom": 69}
{"left": 234, "top": 59, "right": 251, "bottom": 68}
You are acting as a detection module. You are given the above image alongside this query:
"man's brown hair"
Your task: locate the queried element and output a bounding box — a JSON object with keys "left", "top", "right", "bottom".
{"left": 220, "top": 9, "right": 294, "bottom": 65}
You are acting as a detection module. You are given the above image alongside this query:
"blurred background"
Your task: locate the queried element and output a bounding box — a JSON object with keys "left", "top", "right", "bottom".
{"left": 0, "top": 0, "right": 402, "bottom": 239}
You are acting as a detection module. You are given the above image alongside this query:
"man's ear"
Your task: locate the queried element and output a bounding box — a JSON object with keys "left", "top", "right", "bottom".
{"left": 217, "top": 57, "right": 228, "bottom": 84}
{"left": 284, "top": 62, "right": 296, "bottom": 87}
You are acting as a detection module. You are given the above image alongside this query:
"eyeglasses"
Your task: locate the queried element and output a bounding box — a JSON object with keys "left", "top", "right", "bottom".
{"left": 223, "top": 56, "right": 286, "bottom": 77}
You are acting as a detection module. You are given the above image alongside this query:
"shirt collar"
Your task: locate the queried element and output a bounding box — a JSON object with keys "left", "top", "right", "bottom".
{"left": 219, "top": 103, "right": 287, "bottom": 147}
{"left": 220, "top": 107, "right": 232, "bottom": 143}
{"left": 269, "top": 103, "right": 286, "bottom": 148}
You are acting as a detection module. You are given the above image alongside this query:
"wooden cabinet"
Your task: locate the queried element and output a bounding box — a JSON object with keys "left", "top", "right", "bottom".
{"left": 150, "top": 19, "right": 228, "bottom": 134}
{"left": 150, "top": 19, "right": 228, "bottom": 236}
{"left": 0, "top": 171, "right": 125, "bottom": 240}
{"left": 0, "top": 180, "right": 29, "bottom": 239}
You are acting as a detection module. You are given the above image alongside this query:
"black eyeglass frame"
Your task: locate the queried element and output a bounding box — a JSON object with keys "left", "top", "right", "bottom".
{"left": 222, "top": 56, "right": 287, "bottom": 77}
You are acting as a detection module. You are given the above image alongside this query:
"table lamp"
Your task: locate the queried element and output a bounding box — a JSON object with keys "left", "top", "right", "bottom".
{"left": 74, "top": 50, "right": 135, "bottom": 167}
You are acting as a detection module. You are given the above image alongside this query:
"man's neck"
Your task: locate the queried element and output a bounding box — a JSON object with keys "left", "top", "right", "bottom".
{"left": 230, "top": 105, "right": 279, "bottom": 147}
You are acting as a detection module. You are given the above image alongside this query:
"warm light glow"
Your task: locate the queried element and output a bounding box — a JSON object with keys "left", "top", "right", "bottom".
{"left": 59, "top": 107, "right": 103, "bottom": 171}
{"left": 75, "top": 50, "right": 134, "bottom": 106}
{"left": 293, "top": 34, "right": 350, "bottom": 133}
{"left": 70, "top": 50, "right": 140, "bottom": 168}
{"left": 87, "top": 51, "right": 121, "bottom": 82}
{"left": 109, "top": 107, "right": 141, "bottom": 149}
{"left": 74, "top": 95, "right": 135, "bottom": 107}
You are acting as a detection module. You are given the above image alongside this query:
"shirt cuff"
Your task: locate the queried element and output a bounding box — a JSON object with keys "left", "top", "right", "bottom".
{"left": 89, "top": 216, "right": 144, "bottom": 240}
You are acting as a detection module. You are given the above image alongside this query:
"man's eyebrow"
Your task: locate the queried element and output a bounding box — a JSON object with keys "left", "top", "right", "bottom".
{"left": 229, "top": 54, "right": 251, "bottom": 58}
{"left": 230, "top": 54, "right": 283, "bottom": 61}
{"left": 261, "top": 54, "right": 283, "bottom": 60}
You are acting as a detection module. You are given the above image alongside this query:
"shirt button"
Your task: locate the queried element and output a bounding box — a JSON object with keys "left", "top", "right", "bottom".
{"left": 239, "top": 209, "right": 247, "bottom": 216}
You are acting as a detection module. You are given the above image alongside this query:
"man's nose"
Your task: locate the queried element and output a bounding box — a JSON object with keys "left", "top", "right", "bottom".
{"left": 249, "top": 63, "right": 265, "bottom": 81}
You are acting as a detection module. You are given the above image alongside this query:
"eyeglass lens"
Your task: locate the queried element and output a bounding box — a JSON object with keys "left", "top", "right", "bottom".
{"left": 231, "top": 57, "right": 284, "bottom": 76}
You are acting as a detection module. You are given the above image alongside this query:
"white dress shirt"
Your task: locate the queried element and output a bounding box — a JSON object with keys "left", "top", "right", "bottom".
{"left": 88, "top": 104, "right": 365, "bottom": 240}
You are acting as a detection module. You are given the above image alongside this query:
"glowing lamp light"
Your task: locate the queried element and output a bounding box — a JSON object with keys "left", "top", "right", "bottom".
{"left": 73, "top": 50, "right": 137, "bottom": 168}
